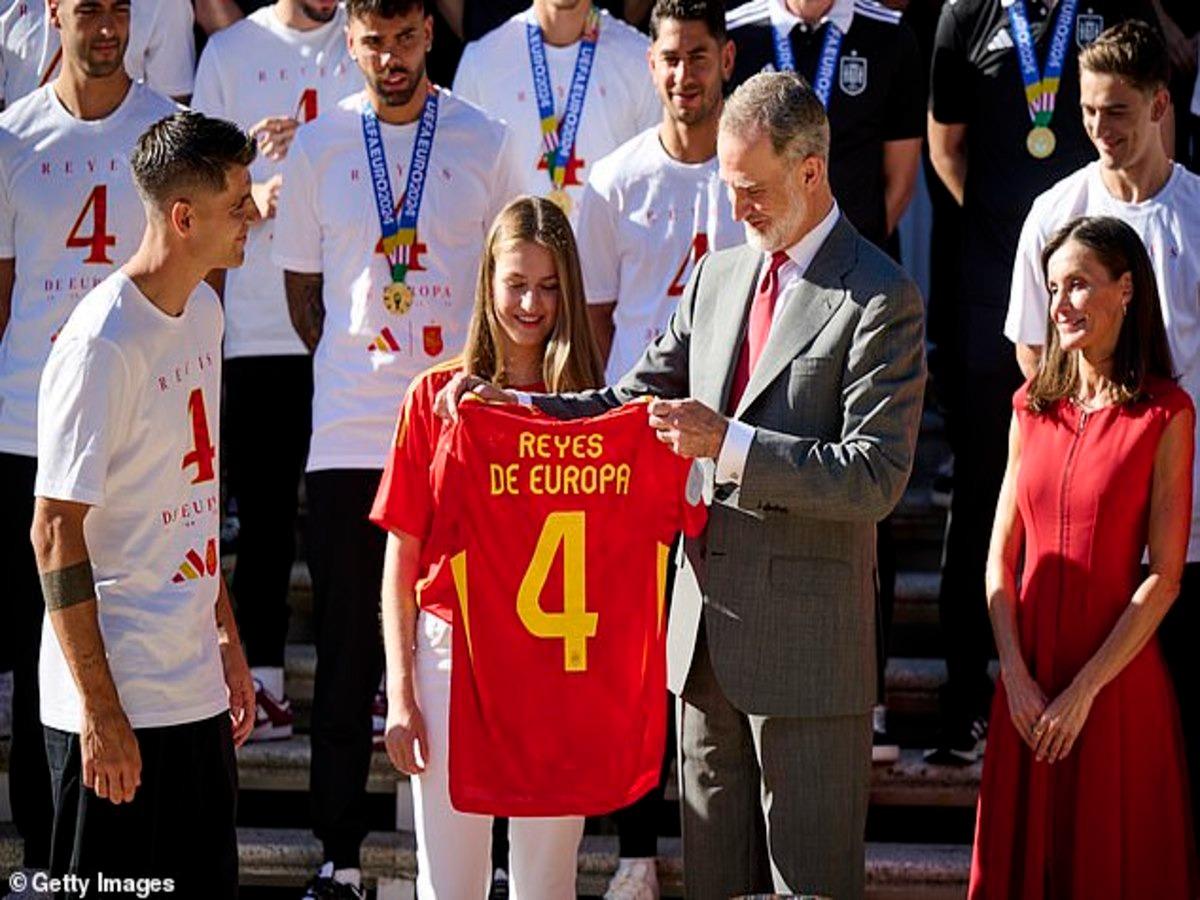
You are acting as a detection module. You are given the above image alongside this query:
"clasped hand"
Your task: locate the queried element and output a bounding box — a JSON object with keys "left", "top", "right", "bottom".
{"left": 1004, "top": 663, "right": 1095, "bottom": 764}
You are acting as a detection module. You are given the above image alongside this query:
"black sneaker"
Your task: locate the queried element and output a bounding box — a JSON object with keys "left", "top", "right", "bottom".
{"left": 922, "top": 715, "right": 987, "bottom": 766}
{"left": 302, "top": 863, "right": 366, "bottom": 899}
{"left": 930, "top": 457, "right": 954, "bottom": 509}
{"left": 489, "top": 866, "right": 510, "bottom": 900}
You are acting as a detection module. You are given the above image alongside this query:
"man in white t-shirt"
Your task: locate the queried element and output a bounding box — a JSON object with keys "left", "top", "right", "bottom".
{"left": 0, "top": 0, "right": 195, "bottom": 108}
{"left": 0, "top": 0, "right": 177, "bottom": 876}
{"left": 452, "top": 0, "right": 659, "bottom": 224}
{"left": 191, "top": 0, "right": 359, "bottom": 746}
{"left": 31, "top": 111, "right": 257, "bottom": 896}
{"left": 1004, "top": 21, "right": 1200, "bottom": 841}
{"left": 271, "top": 1, "right": 523, "bottom": 894}
{"left": 577, "top": 0, "right": 740, "bottom": 386}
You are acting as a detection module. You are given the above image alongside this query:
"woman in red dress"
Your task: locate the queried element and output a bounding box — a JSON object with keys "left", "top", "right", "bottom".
{"left": 971, "top": 216, "right": 1198, "bottom": 898}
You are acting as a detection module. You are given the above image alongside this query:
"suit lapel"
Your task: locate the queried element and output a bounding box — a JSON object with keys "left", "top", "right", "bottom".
{"left": 732, "top": 218, "right": 857, "bottom": 419}
{"left": 704, "top": 247, "right": 762, "bottom": 412}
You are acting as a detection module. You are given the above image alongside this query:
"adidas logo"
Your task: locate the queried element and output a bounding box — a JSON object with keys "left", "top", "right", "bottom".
{"left": 172, "top": 538, "right": 218, "bottom": 583}
{"left": 987, "top": 27, "right": 1014, "bottom": 52}
{"left": 368, "top": 327, "right": 401, "bottom": 353}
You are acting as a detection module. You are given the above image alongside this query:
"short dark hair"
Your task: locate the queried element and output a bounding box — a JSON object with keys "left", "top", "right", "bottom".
{"left": 345, "top": 0, "right": 428, "bottom": 19}
{"left": 649, "top": 0, "right": 726, "bottom": 42}
{"left": 1079, "top": 20, "right": 1169, "bottom": 93}
{"left": 131, "top": 112, "right": 256, "bottom": 207}
{"left": 1027, "top": 215, "right": 1175, "bottom": 412}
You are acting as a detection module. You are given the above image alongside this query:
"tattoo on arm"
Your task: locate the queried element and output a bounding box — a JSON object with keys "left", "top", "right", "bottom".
{"left": 285, "top": 271, "right": 324, "bottom": 353}
{"left": 41, "top": 559, "right": 96, "bottom": 611}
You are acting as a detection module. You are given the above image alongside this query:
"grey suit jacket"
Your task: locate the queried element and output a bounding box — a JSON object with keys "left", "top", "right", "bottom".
{"left": 536, "top": 216, "right": 926, "bottom": 718}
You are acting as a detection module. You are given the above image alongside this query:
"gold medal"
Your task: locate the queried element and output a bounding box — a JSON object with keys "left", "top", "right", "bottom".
{"left": 383, "top": 281, "right": 414, "bottom": 316}
{"left": 547, "top": 188, "right": 572, "bottom": 216}
{"left": 1026, "top": 126, "right": 1056, "bottom": 160}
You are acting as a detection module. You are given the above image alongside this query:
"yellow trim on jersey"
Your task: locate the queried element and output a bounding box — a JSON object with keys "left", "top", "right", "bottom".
{"left": 656, "top": 542, "right": 670, "bottom": 637}
{"left": 451, "top": 551, "right": 474, "bottom": 661}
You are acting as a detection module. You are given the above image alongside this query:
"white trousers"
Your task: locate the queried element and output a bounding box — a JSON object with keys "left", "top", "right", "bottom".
{"left": 412, "top": 612, "right": 584, "bottom": 899}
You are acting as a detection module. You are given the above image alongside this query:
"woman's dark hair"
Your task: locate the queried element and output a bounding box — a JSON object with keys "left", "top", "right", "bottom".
{"left": 1027, "top": 215, "right": 1175, "bottom": 412}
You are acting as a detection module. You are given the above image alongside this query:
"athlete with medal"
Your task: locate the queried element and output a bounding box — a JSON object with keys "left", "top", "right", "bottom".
{"left": 453, "top": 0, "right": 659, "bottom": 224}
{"left": 271, "top": 1, "right": 524, "bottom": 894}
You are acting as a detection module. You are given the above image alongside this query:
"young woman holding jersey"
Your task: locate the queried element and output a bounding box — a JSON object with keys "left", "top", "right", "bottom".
{"left": 370, "top": 195, "right": 605, "bottom": 899}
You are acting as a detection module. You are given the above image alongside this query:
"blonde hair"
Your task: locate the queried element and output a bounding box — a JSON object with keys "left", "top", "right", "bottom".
{"left": 463, "top": 196, "right": 604, "bottom": 392}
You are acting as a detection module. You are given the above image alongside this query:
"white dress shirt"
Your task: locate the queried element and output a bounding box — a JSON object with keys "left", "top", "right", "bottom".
{"left": 715, "top": 202, "right": 842, "bottom": 486}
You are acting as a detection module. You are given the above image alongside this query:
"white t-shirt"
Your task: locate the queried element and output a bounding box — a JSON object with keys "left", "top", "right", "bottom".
{"left": 191, "top": 5, "right": 359, "bottom": 359}
{"left": 0, "top": 0, "right": 195, "bottom": 106}
{"left": 0, "top": 82, "right": 180, "bottom": 457}
{"left": 575, "top": 127, "right": 743, "bottom": 383}
{"left": 1005, "top": 161, "right": 1200, "bottom": 560}
{"left": 272, "top": 89, "right": 524, "bottom": 472}
{"left": 452, "top": 6, "right": 659, "bottom": 225}
{"left": 37, "top": 272, "right": 228, "bottom": 732}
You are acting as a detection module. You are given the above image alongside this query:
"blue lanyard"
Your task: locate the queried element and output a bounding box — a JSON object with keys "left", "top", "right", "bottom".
{"left": 772, "top": 20, "right": 844, "bottom": 109}
{"left": 1005, "top": 0, "right": 1079, "bottom": 127}
{"left": 360, "top": 88, "right": 439, "bottom": 281}
{"left": 526, "top": 9, "right": 600, "bottom": 188}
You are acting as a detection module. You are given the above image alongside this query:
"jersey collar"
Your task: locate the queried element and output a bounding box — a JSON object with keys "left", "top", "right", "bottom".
{"left": 770, "top": 0, "right": 855, "bottom": 37}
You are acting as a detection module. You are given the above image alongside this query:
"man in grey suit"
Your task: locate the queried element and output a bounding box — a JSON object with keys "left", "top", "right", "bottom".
{"left": 444, "top": 71, "right": 925, "bottom": 899}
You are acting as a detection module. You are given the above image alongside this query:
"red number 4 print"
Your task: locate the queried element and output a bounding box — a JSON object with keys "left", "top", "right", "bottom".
{"left": 182, "top": 388, "right": 216, "bottom": 485}
{"left": 66, "top": 185, "right": 116, "bottom": 264}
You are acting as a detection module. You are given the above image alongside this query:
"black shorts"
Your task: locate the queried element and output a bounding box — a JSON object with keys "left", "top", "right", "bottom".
{"left": 45, "top": 712, "right": 238, "bottom": 898}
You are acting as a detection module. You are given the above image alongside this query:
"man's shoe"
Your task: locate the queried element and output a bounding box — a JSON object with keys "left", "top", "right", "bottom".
{"left": 604, "top": 858, "right": 660, "bottom": 900}
{"left": 871, "top": 704, "right": 900, "bottom": 764}
{"left": 301, "top": 863, "right": 365, "bottom": 899}
{"left": 923, "top": 715, "right": 988, "bottom": 766}
{"left": 372, "top": 688, "right": 387, "bottom": 752}
{"left": 249, "top": 680, "right": 294, "bottom": 742}
{"left": 488, "top": 866, "right": 510, "bottom": 900}
{"left": 930, "top": 456, "right": 954, "bottom": 509}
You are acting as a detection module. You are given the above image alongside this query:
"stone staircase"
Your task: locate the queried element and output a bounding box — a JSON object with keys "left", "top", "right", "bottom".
{"left": 0, "top": 408, "right": 976, "bottom": 897}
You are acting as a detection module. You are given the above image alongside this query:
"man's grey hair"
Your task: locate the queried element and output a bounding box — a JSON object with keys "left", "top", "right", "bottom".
{"left": 720, "top": 71, "right": 830, "bottom": 162}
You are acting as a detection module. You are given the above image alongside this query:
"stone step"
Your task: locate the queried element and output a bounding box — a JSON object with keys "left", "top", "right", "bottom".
{"left": 0, "top": 825, "right": 970, "bottom": 898}
{"left": 1, "top": 736, "right": 979, "bottom": 812}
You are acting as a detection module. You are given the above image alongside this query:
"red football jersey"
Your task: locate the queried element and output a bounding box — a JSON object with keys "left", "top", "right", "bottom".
{"left": 431, "top": 398, "right": 706, "bottom": 816}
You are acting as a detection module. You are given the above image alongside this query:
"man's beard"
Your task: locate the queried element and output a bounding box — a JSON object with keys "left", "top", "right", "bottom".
{"left": 373, "top": 60, "right": 425, "bottom": 107}
{"left": 300, "top": 2, "right": 337, "bottom": 24}
{"left": 81, "top": 39, "right": 129, "bottom": 78}
{"left": 742, "top": 200, "right": 805, "bottom": 253}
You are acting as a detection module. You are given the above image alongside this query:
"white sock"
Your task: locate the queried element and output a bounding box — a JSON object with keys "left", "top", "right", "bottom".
{"left": 251, "top": 666, "right": 284, "bottom": 699}
{"left": 333, "top": 867, "right": 362, "bottom": 889}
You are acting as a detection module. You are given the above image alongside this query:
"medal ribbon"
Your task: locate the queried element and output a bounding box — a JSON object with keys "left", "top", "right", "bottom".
{"left": 360, "top": 86, "right": 439, "bottom": 284}
{"left": 526, "top": 8, "right": 600, "bottom": 191}
{"left": 1005, "top": 0, "right": 1080, "bottom": 128}
{"left": 771, "top": 19, "right": 844, "bottom": 108}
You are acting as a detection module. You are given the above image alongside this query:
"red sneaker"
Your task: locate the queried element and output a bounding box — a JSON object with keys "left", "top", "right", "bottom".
{"left": 250, "top": 680, "right": 294, "bottom": 742}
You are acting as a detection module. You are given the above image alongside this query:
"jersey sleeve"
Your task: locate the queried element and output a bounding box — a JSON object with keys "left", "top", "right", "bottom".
{"left": 929, "top": 2, "right": 971, "bottom": 125}
{"left": 34, "top": 337, "right": 131, "bottom": 507}
{"left": 451, "top": 42, "right": 485, "bottom": 108}
{"left": 271, "top": 133, "right": 323, "bottom": 273}
{"left": 1004, "top": 203, "right": 1051, "bottom": 346}
{"left": 883, "top": 23, "right": 925, "bottom": 141}
{"left": 370, "top": 378, "right": 439, "bottom": 541}
{"left": 575, "top": 172, "right": 620, "bottom": 304}
{"left": 143, "top": 0, "right": 196, "bottom": 98}
{"left": 189, "top": 38, "right": 226, "bottom": 117}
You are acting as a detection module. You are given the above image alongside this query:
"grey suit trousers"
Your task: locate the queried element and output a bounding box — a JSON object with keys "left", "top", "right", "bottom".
{"left": 678, "top": 627, "right": 871, "bottom": 900}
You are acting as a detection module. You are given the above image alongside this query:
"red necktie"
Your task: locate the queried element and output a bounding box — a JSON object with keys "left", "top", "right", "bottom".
{"left": 726, "top": 250, "right": 789, "bottom": 414}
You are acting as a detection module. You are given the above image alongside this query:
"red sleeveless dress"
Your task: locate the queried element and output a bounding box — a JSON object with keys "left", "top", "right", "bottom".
{"left": 969, "top": 378, "right": 1198, "bottom": 899}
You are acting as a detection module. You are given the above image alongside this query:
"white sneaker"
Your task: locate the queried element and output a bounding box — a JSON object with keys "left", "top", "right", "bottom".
{"left": 604, "top": 858, "right": 659, "bottom": 900}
